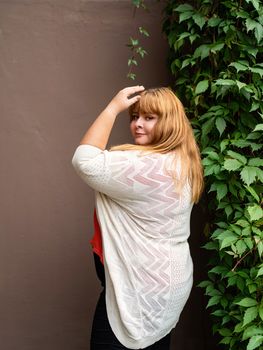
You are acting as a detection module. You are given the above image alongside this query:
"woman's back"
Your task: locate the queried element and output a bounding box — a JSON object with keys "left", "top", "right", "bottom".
{"left": 73, "top": 144, "right": 193, "bottom": 348}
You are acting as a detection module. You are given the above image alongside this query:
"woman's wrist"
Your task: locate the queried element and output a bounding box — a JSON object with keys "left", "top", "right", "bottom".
{"left": 104, "top": 102, "right": 120, "bottom": 117}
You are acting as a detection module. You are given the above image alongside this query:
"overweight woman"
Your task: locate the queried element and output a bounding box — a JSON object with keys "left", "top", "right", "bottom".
{"left": 72, "top": 86, "right": 204, "bottom": 350}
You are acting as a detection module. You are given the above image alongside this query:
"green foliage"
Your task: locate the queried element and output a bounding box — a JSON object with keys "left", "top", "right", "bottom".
{"left": 127, "top": 1, "right": 149, "bottom": 80}
{"left": 162, "top": 0, "right": 263, "bottom": 349}
{"left": 127, "top": 29, "right": 149, "bottom": 80}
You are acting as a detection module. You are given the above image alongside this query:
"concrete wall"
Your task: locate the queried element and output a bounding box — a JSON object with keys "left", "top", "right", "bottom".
{"left": 0, "top": 1, "right": 217, "bottom": 349}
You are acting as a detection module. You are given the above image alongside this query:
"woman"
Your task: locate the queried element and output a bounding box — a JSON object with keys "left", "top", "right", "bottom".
{"left": 72, "top": 86, "right": 204, "bottom": 350}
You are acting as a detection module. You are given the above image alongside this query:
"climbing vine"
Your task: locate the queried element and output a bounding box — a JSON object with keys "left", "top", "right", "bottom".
{"left": 127, "top": 0, "right": 149, "bottom": 80}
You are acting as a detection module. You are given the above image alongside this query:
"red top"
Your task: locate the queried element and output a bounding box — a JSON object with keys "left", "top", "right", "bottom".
{"left": 90, "top": 209, "right": 104, "bottom": 264}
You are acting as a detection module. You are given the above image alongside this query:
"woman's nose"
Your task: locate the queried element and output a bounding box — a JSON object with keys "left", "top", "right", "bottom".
{"left": 135, "top": 117, "right": 143, "bottom": 128}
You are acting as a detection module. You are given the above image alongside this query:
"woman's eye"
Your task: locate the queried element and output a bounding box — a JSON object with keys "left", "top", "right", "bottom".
{"left": 145, "top": 116, "right": 154, "bottom": 121}
{"left": 131, "top": 115, "right": 139, "bottom": 121}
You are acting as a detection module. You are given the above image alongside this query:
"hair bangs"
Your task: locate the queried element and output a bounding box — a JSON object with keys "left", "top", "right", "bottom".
{"left": 129, "top": 90, "right": 163, "bottom": 117}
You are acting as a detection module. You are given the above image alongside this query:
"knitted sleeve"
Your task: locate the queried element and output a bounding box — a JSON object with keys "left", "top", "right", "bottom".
{"left": 72, "top": 144, "right": 139, "bottom": 200}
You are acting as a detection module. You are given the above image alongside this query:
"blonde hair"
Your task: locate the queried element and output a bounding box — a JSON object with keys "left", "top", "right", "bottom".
{"left": 111, "top": 87, "right": 204, "bottom": 203}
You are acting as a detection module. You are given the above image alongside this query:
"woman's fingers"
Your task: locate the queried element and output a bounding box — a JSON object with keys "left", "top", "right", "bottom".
{"left": 107, "top": 86, "right": 145, "bottom": 115}
{"left": 124, "top": 85, "right": 145, "bottom": 98}
{"left": 124, "top": 85, "right": 144, "bottom": 106}
{"left": 127, "top": 94, "right": 141, "bottom": 106}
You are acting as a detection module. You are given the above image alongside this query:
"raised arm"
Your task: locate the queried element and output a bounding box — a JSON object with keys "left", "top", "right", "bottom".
{"left": 79, "top": 85, "right": 145, "bottom": 150}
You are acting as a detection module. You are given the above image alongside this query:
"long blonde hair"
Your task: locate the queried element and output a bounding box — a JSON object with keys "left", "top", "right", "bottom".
{"left": 111, "top": 87, "right": 204, "bottom": 203}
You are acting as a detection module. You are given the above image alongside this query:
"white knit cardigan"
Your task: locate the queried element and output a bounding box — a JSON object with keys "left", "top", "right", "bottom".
{"left": 72, "top": 145, "right": 193, "bottom": 349}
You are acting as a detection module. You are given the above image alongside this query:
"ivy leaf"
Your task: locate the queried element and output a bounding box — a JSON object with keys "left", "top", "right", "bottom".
{"left": 247, "top": 335, "right": 263, "bottom": 350}
{"left": 128, "top": 58, "right": 138, "bottom": 66}
{"left": 132, "top": 0, "right": 145, "bottom": 8}
{"left": 256, "top": 266, "right": 263, "bottom": 278}
{"left": 178, "top": 32, "right": 190, "bottom": 40}
{"left": 231, "top": 139, "right": 251, "bottom": 148}
{"left": 247, "top": 132, "right": 262, "bottom": 140}
{"left": 209, "top": 182, "right": 228, "bottom": 201}
{"left": 218, "top": 328, "right": 232, "bottom": 336}
{"left": 255, "top": 23, "right": 263, "bottom": 43}
{"left": 195, "top": 80, "right": 209, "bottom": 94}
{"left": 206, "top": 295, "right": 221, "bottom": 308}
{"left": 209, "top": 265, "right": 229, "bottom": 275}
{"left": 236, "top": 81, "right": 247, "bottom": 90}
{"left": 217, "top": 183, "right": 228, "bottom": 202}
{"left": 215, "top": 117, "right": 226, "bottom": 136}
{"left": 242, "top": 326, "right": 263, "bottom": 341}
{"left": 240, "top": 166, "right": 258, "bottom": 186}
{"left": 220, "top": 139, "right": 229, "bottom": 152}
{"left": 127, "top": 73, "right": 136, "bottom": 80}
{"left": 248, "top": 158, "right": 263, "bottom": 167}
{"left": 223, "top": 159, "right": 243, "bottom": 171}
{"left": 244, "top": 237, "right": 254, "bottom": 249}
{"left": 247, "top": 204, "right": 263, "bottom": 221}
{"left": 210, "top": 42, "right": 224, "bottom": 54}
{"left": 202, "top": 117, "right": 215, "bottom": 136}
{"left": 253, "top": 123, "right": 263, "bottom": 131}
{"left": 251, "top": 143, "right": 263, "bottom": 152}
{"left": 227, "top": 151, "right": 247, "bottom": 165}
{"left": 236, "top": 298, "right": 258, "bottom": 307}
{"left": 229, "top": 61, "right": 249, "bottom": 72}
{"left": 256, "top": 168, "right": 263, "bottom": 182}
{"left": 245, "top": 18, "right": 263, "bottom": 43}
{"left": 204, "top": 164, "right": 221, "bottom": 176}
{"left": 193, "top": 44, "right": 210, "bottom": 60}
{"left": 181, "top": 57, "right": 193, "bottom": 69}
{"left": 250, "top": 66, "right": 263, "bottom": 77}
{"left": 189, "top": 33, "right": 200, "bottom": 44}
{"left": 236, "top": 240, "right": 247, "bottom": 255}
{"left": 215, "top": 79, "right": 236, "bottom": 86}
{"left": 236, "top": 219, "right": 249, "bottom": 227}
{"left": 220, "top": 235, "right": 238, "bottom": 249}
{"left": 193, "top": 13, "right": 206, "bottom": 29}
{"left": 245, "top": 0, "right": 260, "bottom": 11}
{"left": 139, "top": 26, "right": 150, "bottom": 37}
{"left": 129, "top": 37, "right": 139, "bottom": 46}
{"left": 174, "top": 4, "right": 194, "bottom": 12}
{"left": 250, "top": 102, "right": 260, "bottom": 112}
{"left": 242, "top": 45, "right": 258, "bottom": 58}
{"left": 243, "top": 306, "right": 258, "bottom": 326}
{"left": 207, "top": 17, "right": 222, "bottom": 27}
{"left": 245, "top": 186, "right": 260, "bottom": 202}
{"left": 257, "top": 241, "right": 263, "bottom": 257}
{"left": 246, "top": 18, "right": 258, "bottom": 33}
{"left": 179, "top": 11, "right": 194, "bottom": 23}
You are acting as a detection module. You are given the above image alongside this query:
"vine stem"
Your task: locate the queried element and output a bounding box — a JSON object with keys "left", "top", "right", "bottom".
{"left": 231, "top": 247, "right": 254, "bottom": 272}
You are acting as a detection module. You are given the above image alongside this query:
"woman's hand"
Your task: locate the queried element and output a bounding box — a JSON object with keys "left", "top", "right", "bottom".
{"left": 106, "top": 86, "right": 145, "bottom": 116}
{"left": 77, "top": 86, "right": 144, "bottom": 149}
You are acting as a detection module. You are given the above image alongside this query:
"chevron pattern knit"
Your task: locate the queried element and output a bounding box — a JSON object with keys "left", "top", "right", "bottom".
{"left": 72, "top": 145, "right": 193, "bottom": 349}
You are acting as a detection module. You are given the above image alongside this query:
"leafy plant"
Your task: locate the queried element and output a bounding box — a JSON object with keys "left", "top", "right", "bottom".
{"left": 127, "top": 27, "right": 149, "bottom": 80}
{"left": 162, "top": 0, "right": 263, "bottom": 349}
{"left": 127, "top": 0, "right": 149, "bottom": 80}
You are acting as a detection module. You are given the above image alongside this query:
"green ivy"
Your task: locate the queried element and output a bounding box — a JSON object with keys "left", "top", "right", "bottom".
{"left": 162, "top": 1, "right": 263, "bottom": 349}
{"left": 127, "top": 28, "right": 149, "bottom": 80}
{"left": 127, "top": 0, "right": 149, "bottom": 80}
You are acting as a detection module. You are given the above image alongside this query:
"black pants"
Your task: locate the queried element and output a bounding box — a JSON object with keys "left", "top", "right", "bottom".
{"left": 90, "top": 254, "right": 171, "bottom": 350}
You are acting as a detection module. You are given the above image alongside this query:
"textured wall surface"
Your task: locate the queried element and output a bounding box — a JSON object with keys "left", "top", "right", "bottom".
{"left": 0, "top": 1, "right": 216, "bottom": 349}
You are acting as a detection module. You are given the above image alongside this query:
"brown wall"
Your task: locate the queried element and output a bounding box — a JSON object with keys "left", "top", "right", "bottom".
{"left": 0, "top": 1, "right": 217, "bottom": 349}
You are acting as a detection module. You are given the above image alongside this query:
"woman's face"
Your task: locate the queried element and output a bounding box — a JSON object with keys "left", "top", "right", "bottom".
{"left": 130, "top": 113, "right": 158, "bottom": 145}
